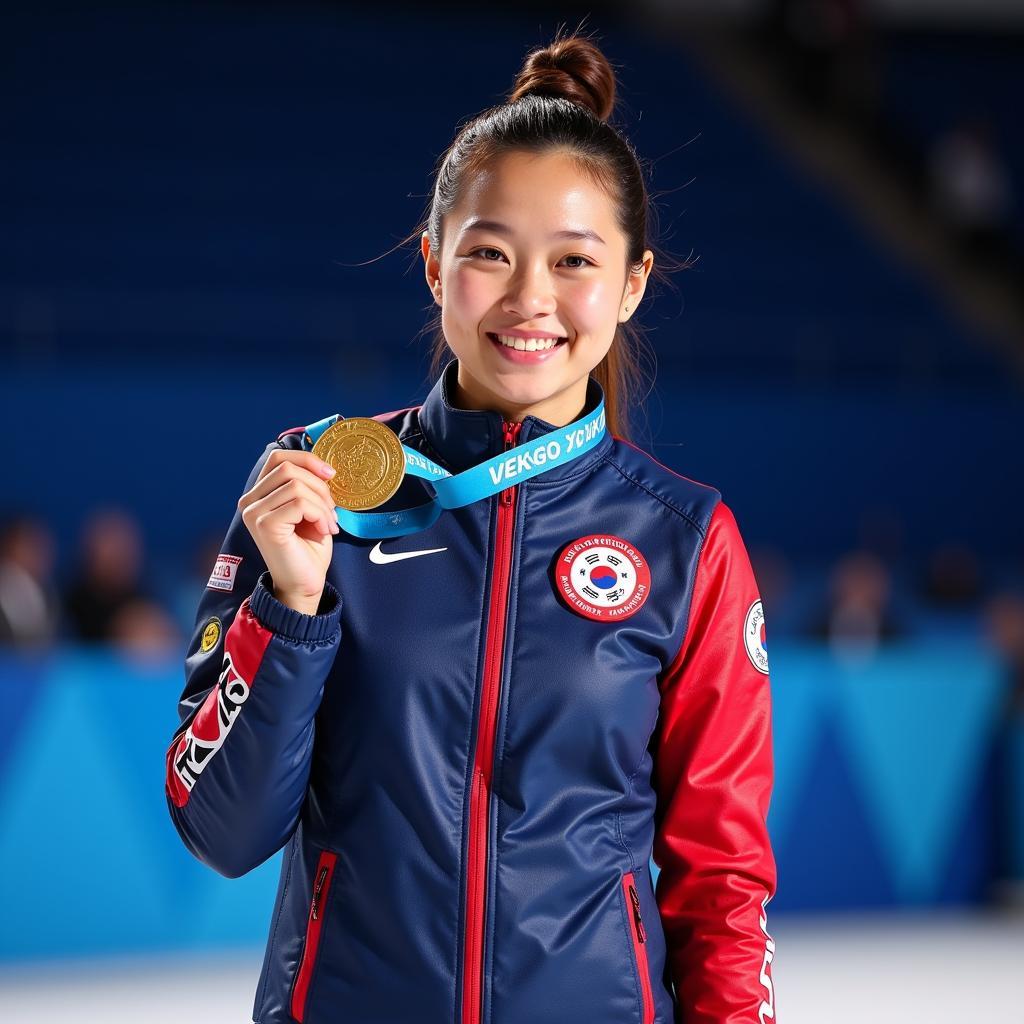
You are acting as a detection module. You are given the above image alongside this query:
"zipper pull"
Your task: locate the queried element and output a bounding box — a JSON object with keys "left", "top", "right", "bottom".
{"left": 628, "top": 883, "right": 646, "bottom": 943}
{"left": 500, "top": 420, "right": 520, "bottom": 506}
{"left": 311, "top": 864, "right": 329, "bottom": 921}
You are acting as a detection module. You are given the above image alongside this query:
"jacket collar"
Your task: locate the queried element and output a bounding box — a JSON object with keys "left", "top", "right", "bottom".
{"left": 417, "top": 357, "right": 613, "bottom": 483}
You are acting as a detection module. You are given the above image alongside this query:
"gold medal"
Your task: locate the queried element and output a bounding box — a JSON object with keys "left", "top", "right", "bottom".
{"left": 311, "top": 417, "right": 406, "bottom": 511}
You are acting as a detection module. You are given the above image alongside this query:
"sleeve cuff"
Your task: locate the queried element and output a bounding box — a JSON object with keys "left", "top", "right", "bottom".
{"left": 248, "top": 569, "right": 342, "bottom": 643}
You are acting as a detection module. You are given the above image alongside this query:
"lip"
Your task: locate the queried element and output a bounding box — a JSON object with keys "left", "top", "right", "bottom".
{"left": 492, "top": 328, "right": 564, "bottom": 340}
{"left": 486, "top": 332, "right": 568, "bottom": 364}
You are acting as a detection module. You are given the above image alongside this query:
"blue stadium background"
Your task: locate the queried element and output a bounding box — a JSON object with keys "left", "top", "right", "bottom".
{"left": 2, "top": 3, "right": 1022, "bottom": 1014}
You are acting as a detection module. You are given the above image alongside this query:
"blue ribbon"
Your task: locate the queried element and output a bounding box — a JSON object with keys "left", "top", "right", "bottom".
{"left": 301, "top": 398, "right": 607, "bottom": 538}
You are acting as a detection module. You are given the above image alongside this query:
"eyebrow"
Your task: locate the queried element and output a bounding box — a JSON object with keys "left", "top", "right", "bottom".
{"left": 461, "top": 218, "right": 606, "bottom": 246}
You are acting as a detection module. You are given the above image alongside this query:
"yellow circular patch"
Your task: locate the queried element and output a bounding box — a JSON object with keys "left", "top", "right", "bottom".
{"left": 200, "top": 616, "right": 222, "bottom": 653}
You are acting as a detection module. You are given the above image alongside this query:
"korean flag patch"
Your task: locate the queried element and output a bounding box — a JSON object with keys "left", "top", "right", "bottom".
{"left": 554, "top": 534, "right": 652, "bottom": 622}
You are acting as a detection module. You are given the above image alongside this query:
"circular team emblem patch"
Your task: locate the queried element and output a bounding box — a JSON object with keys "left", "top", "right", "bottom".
{"left": 744, "top": 599, "right": 769, "bottom": 674}
{"left": 200, "top": 616, "right": 222, "bottom": 653}
{"left": 554, "top": 534, "right": 652, "bottom": 622}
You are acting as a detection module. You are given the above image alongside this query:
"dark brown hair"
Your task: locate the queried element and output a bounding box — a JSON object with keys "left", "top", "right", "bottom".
{"left": 400, "top": 24, "right": 693, "bottom": 443}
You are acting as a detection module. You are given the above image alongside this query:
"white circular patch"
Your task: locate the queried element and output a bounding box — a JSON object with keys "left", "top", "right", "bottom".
{"left": 743, "top": 598, "right": 769, "bottom": 674}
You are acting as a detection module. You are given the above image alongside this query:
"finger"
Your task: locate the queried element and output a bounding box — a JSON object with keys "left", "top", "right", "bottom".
{"left": 254, "top": 494, "right": 335, "bottom": 538}
{"left": 284, "top": 475, "right": 337, "bottom": 521}
{"left": 249, "top": 456, "right": 334, "bottom": 505}
{"left": 244, "top": 477, "right": 336, "bottom": 525}
{"left": 243, "top": 458, "right": 337, "bottom": 512}
{"left": 253, "top": 447, "right": 336, "bottom": 487}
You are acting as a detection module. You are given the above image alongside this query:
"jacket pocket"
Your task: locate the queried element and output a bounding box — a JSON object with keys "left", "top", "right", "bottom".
{"left": 289, "top": 848, "right": 338, "bottom": 1023}
{"left": 620, "top": 870, "right": 655, "bottom": 1024}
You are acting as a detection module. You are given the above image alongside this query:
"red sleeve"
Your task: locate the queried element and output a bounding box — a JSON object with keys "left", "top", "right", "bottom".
{"left": 652, "top": 500, "right": 778, "bottom": 1023}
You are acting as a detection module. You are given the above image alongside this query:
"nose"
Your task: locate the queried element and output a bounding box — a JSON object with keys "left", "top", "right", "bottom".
{"left": 501, "top": 260, "right": 557, "bottom": 319}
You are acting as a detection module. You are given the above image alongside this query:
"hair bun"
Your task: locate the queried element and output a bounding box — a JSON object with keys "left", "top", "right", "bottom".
{"left": 507, "top": 34, "right": 617, "bottom": 123}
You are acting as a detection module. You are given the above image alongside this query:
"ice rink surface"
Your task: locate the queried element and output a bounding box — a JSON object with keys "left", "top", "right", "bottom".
{"left": 1, "top": 909, "right": 1020, "bottom": 1023}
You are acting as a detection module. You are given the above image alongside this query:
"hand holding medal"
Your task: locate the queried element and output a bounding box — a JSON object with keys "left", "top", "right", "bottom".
{"left": 238, "top": 449, "right": 341, "bottom": 615}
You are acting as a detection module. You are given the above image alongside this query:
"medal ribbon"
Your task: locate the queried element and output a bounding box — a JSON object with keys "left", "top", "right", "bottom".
{"left": 300, "top": 399, "right": 607, "bottom": 538}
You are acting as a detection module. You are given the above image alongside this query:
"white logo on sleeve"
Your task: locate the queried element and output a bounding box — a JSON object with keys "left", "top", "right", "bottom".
{"left": 758, "top": 893, "right": 776, "bottom": 1021}
{"left": 173, "top": 650, "right": 251, "bottom": 793}
{"left": 744, "top": 598, "right": 769, "bottom": 674}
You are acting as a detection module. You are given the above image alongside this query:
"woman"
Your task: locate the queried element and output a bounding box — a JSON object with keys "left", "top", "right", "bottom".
{"left": 165, "top": 30, "right": 778, "bottom": 1024}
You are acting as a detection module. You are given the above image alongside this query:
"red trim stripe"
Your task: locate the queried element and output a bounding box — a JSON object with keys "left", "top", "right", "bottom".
{"left": 290, "top": 849, "right": 338, "bottom": 1022}
{"left": 622, "top": 870, "right": 655, "bottom": 1024}
{"left": 461, "top": 419, "right": 521, "bottom": 1024}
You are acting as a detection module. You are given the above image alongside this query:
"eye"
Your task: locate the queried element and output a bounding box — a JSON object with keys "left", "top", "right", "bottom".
{"left": 469, "top": 246, "right": 506, "bottom": 262}
{"left": 467, "top": 247, "right": 594, "bottom": 269}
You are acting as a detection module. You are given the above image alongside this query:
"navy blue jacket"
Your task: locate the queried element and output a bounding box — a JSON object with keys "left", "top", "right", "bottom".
{"left": 165, "top": 357, "right": 778, "bottom": 1024}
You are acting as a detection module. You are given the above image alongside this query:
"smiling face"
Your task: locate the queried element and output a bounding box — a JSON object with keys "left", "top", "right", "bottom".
{"left": 422, "top": 148, "right": 653, "bottom": 427}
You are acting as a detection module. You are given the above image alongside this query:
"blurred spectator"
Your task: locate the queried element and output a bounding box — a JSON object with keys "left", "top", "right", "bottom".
{"left": 62, "top": 507, "right": 152, "bottom": 643}
{"left": 109, "top": 597, "right": 182, "bottom": 662}
{"left": 0, "top": 513, "right": 60, "bottom": 648}
{"left": 803, "top": 549, "right": 909, "bottom": 661}
{"left": 927, "top": 114, "right": 1016, "bottom": 268}
{"left": 987, "top": 590, "right": 1024, "bottom": 717}
{"left": 919, "top": 541, "right": 984, "bottom": 610}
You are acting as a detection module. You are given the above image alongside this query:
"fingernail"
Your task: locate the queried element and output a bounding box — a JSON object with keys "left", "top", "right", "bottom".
{"left": 321, "top": 463, "right": 336, "bottom": 477}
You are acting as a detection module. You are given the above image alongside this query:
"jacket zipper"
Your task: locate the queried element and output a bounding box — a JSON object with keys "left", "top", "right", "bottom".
{"left": 621, "top": 871, "right": 654, "bottom": 1024}
{"left": 290, "top": 849, "right": 338, "bottom": 1023}
{"left": 461, "top": 418, "right": 522, "bottom": 1024}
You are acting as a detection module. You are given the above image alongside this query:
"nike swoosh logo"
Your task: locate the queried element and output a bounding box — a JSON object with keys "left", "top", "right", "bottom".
{"left": 369, "top": 541, "right": 448, "bottom": 564}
